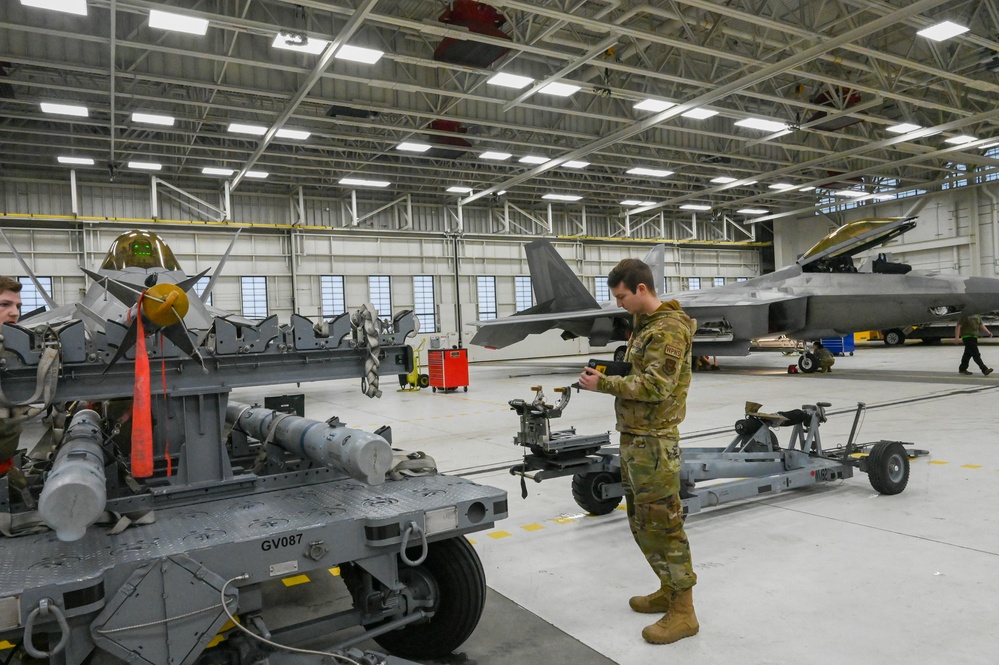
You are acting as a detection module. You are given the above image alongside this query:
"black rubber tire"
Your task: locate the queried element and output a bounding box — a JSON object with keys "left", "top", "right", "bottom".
{"left": 867, "top": 441, "right": 910, "bottom": 495}
{"left": 373, "top": 536, "right": 487, "bottom": 659}
{"left": 571, "top": 471, "right": 623, "bottom": 515}
{"left": 797, "top": 353, "right": 819, "bottom": 373}
{"left": 463, "top": 386, "right": 468, "bottom": 392}
{"left": 613, "top": 345, "right": 627, "bottom": 362}
{"left": 432, "top": 387, "right": 437, "bottom": 393}
{"left": 418, "top": 374, "right": 430, "bottom": 388}
{"left": 883, "top": 329, "right": 905, "bottom": 346}
{"left": 398, "top": 374, "right": 408, "bottom": 388}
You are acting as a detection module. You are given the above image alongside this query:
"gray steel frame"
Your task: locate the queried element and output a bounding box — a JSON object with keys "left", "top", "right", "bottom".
{"left": 0, "top": 310, "right": 508, "bottom": 665}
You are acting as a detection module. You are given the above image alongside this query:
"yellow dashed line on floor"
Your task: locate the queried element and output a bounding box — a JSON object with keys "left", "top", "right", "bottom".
{"left": 961, "top": 464, "right": 983, "bottom": 469}
{"left": 552, "top": 516, "right": 580, "bottom": 525}
{"left": 521, "top": 523, "right": 545, "bottom": 532}
{"left": 929, "top": 460, "right": 949, "bottom": 465}
{"left": 281, "top": 574, "right": 311, "bottom": 587}
{"left": 329, "top": 566, "right": 341, "bottom": 576}
{"left": 488, "top": 530, "right": 512, "bottom": 539}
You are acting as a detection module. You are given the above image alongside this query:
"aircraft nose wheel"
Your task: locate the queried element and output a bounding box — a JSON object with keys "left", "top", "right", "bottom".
{"left": 571, "top": 471, "right": 623, "bottom": 515}
{"left": 797, "top": 352, "right": 819, "bottom": 373}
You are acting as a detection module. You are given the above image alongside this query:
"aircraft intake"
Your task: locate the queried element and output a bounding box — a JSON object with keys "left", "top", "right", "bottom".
{"left": 226, "top": 403, "right": 394, "bottom": 485}
{"left": 38, "top": 409, "right": 108, "bottom": 542}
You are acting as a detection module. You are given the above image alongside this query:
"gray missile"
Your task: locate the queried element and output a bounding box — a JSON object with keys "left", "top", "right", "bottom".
{"left": 226, "top": 403, "right": 393, "bottom": 485}
{"left": 38, "top": 409, "right": 107, "bottom": 542}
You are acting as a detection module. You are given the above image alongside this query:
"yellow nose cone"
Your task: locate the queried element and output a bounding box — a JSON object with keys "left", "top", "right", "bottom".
{"left": 142, "top": 283, "right": 189, "bottom": 327}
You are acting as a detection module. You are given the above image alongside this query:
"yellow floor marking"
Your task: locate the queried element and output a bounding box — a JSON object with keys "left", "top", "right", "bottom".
{"left": 521, "top": 523, "right": 545, "bottom": 532}
{"left": 488, "top": 530, "right": 512, "bottom": 539}
{"left": 328, "top": 566, "right": 341, "bottom": 576}
{"left": 961, "top": 464, "right": 983, "bottom": 469}
{"left": 616, "top": 504, "right": 627, "bottom": 511}
{"left": 281, "top": 574, "right": 311, "bottom": 587}
{"left": 553, "top": 516, "right": 579, "bottom": 525}
{"left": 0, "top": 641, "right": 13, "bottom": 650}
{"left": 467, "top": 538, "right": 477, "bottom": 545}
{"left": 929, "top": 460, "right": 949, "bottom": 465}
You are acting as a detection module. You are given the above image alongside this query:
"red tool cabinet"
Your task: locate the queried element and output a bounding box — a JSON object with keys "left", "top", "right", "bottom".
{"left": 428, "top": 348, "right": 469, "bottom": 392}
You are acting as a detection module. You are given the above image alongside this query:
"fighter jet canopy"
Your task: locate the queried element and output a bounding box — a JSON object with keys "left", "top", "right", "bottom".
{"left": 798, "top": 217, "right": 916, "bottom": 272}
{"left": 100, "top": 230, "right": 181, "bottom": 271}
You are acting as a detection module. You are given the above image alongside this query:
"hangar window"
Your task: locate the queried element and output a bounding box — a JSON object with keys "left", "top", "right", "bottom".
{"left": 320, "top": 275, "right": 345, "bottom": 317}
{"left": 713, "top": 277, "right": 725, "bottom": 287}
{"left": 477, "top": 276, "right": 497, "bottom": 320}
{"left": 941, "top": 162, "right": 968, "bottom": 189}
{"left": 515, "top": 276, "right": 533, "bottom": 311}
{"left": 687, "top": 277, "right": 701, "bottom": 290}
{"left": 18, "top": 277, "right": 52, "bottom": 313}
{"left": 413, "top": 276, "right": 437, "bottom": 333}
{"left": 736, "top": 277, "right": 748, "bottom": 282}
{"left": 368, "top": 276, "right": 392, "bottom": 318}
{"left": 193, "top": 276, "right": 213, "bottom": 307}
{"left": 240, "top": 276, "right": 268, "bottom": 318}
{"left": 594, "top": 278, "right": 609, "bottom": 302}
{"left": 984, "top": 147, "right": 999, "bottom": 182}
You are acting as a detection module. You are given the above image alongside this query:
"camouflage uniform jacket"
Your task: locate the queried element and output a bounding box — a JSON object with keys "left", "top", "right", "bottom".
{"left": 596, "top": 300, "right": 695, "bottom": 438}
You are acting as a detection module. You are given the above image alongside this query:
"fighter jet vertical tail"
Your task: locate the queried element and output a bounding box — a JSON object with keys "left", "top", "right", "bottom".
{"left": 200, "top": 228, "right": 242, "bottom": 303}
{"left": 642, "top": 244, "right": 666, "bottom": 295}
{"left": 525, "top": 240, "right": 601, "bottom": 312}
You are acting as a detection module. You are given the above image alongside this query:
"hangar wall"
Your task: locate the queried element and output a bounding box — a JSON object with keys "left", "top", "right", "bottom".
{"left": 0, "top": 177, "right": 760, "bottom": 361}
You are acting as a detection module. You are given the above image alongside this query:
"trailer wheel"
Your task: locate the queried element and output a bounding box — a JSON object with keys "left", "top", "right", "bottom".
{"left": 883, "top": 329, "right": 905, "bottom": 346}
{"left": 867, "top": 441, "right": 910, "bottom": 495}
{"left": 373, "top": 536, "right": 486, "bottom": 659}
{"left": 797, "top": 353, "right": 819, "bottom": 373}
{"left": 418, "top": 374, "right": 430, "bottom": 388}
{"left": 571, "top": 471, "right": 622, "bottom": 515}
{"left": 614, "top": 345, "right": 627, "bottom": 362}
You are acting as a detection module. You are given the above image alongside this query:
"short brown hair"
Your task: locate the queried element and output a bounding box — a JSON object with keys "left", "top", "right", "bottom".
{"left": 0, "top": 276, "right": 22, "bottom": 294}
{"left": 608, "top": 258, "right": 656, "bottom": 295}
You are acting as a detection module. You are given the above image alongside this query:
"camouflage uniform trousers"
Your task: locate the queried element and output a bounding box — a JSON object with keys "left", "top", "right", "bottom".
{"left": 620, "top": 432, "right": 696, "bottom": 592}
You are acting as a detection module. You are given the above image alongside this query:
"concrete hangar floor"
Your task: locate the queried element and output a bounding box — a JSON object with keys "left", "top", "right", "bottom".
{"left": 234, "top": 340, "right": 999, "bottom": 665}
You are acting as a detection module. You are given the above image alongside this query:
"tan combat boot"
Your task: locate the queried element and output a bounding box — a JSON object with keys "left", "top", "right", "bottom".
{"left": 641, "top": 587, "right": 698, "bottom": 644}
{"left": 628, "top": 587, "right": 673, "bottom": 613}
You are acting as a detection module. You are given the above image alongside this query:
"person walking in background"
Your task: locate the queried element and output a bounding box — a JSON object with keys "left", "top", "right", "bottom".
{"left": 578, "top": 257, "right": 699, "bottom": 645}
{"left": 955, "top": 313, "right": 993, "bottom": 376}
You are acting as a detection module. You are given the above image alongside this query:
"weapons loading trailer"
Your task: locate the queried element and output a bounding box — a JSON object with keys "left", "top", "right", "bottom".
{"left": 509, "top": 387, "right": 924, "bottom": 516}
{"left": 0, "top": 309, "right": 508, "bottom": 665}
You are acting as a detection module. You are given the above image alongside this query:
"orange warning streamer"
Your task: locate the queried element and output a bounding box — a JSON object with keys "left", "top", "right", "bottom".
{"left": 131, "top": 294, "right": 154, "bottom": 478}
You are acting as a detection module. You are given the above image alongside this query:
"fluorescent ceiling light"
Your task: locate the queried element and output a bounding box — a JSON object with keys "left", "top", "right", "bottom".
{"left": 487, "top": 73, "right": 534, "bottom": 89}
{"left": 539, "top": 82, "right": 581, "bottom": 97}
{"left": 627, "top": 167, "right": 673, "bottom": 178}
{"left": 272, "top": 33, "right": 329, "bottom": 55}
{"left": 57, "top": 156, "right": 93, "bottom": 165}
{"left": 887, "top": 123, "right": 922, "bottom": 133}
{"left": 621, "top": 200, "right": 656, "bottom": 206}
{"left": 742, "top": 180, "right": 759, "bottom": 186}
{"left": 480, "top": 151, "right": 512, "bottom": 161}
{"left": 276, "top": 128, "right": 310, "bottom": 140}
{"left": 41, "top": 102, "right": 88, "bottom": 117}
{"left": 340, "top": 177, "right": 390, "bottom": 187}
{"left": 634, "top": 99, "right": 675, "bottom": 112}
{"left": 563, "top": 161, "right": 589, "bottom": 169}
{"left": 945, "top": 135, "right": 977, "bottom": 145}
{"left": 128, "top": 161, "right": 162, "bottom": 171}
{"left": 916, "top": 21, "right": 969, "bottom": 42}
{"left": 981, "top": 142, "right": 999, "bottom": 150}
{"left": 447, "top": 186, "right": 473, "bottom": 193}
{"left": 245, "top": 171, "right": 269, "bottom": 179}
{"left": 872, "top": 193, "right": 896, "bottom": 200}
{"left": 20, "top": 0, "right": 86, "bottom": 16}
{"left": 132, "top": 112, "right": 175, "bottom": 126}
{"left": 496, "top": 191, "right": 507, "bottom": 196}
{"left": 682, "top": 108, "right": 719, "bottom": 120}
{"left": 710, "top": 176, "right": 737, "bottom": 184}
{"left": 519, "top": 155, "right": 550, "bottom": 164}
{"left": 148, "top": 9, "right": 209, "bottom": 35}
{"left": 835, "top": 190, "right": 867, "bottom": 197}
{"left": 397, "top": 142, "right": 431, "bottom": 153}
{"left": 738, "top": 208, "right": 768, "bottom": 214}
{"left": 800, "top": 186, "right": 816, "bottom": 192}
{"left": 735, "top": 118, "right": 788, "bottom": 132}
{"left": 335, "top": 45, "right": 384, "bottom": 64}
{"left": 768, "top": 183, "right": 795, "bottom": 190}
{"left": 680, "top": 204, "right": 711, "bottom": 211}
{"left": 228, "top": 123, "right": 267, "bottom": 135}
{"left": 202, "top": 167, "right": 234, "bottom": 176}
{"left": 543, "top": 194, "right": 582, "bottom": 202}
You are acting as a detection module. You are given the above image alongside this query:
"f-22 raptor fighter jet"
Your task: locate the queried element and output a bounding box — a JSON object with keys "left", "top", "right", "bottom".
{"left": 470, "top": 217, "right": 999, "bottom": 356}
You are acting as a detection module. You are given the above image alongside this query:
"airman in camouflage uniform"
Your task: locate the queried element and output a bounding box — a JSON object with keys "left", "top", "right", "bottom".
{"left": 0, "top": 276, "right": 24, "bottom": 478}
{"left": 578, "top": 258, "right": 698, "bottom": 645}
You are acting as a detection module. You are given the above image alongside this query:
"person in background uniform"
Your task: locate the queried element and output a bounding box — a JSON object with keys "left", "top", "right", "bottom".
{"left": 811, "top": 341, "right": 835, "bottom": 373}
{"left": 578, "top": 258, "right": 699, "bottom": 645}
{"left": 0, "top": 276, "right": 24, "bottom": 477}
{"left": 955, "top": 313, "right": 993, "bottom": 376}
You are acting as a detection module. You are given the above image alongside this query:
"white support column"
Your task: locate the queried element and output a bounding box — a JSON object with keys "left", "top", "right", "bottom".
{"left": 150, "top": 175, "right": 159, "bottom": 219}
{"left": 297, "top": 186, "right": 306, "bottom": 226}
{"left": 457, "top": 203, "right": 464, "bottom": 233}
{"left": 503, "top": 200, "right": 510, "bottom": 233}
{"left": 404, "top": 194, "right": 413, "bottom": 230}
{"left": 223, "top": 180, "right": 232, "bottom": 221}
{"left": 350, "top": 189, "right": 358, "bottom": 226}
{"left": 547, "top": 203, "right": 553, "bottom": 233}
{"left": 70, "top": 169, "right": 79, "bottom": 216}
{"left": 659, "top": 212, "right": 665, "bottom": 239}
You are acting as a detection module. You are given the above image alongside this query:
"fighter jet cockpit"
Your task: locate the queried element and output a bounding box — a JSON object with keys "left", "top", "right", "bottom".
{"left": 798, "top": 217, "right": 916, "bottom": 274}
{"left": 100, "top": 230, "right": 182, "bottom": 271}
